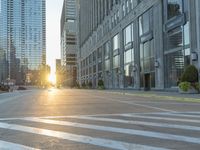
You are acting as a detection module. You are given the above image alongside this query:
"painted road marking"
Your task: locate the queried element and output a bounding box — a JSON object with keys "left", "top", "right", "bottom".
{"left": 1, "top": 111, "right": 200, "bottom": 121}
{"left": 90, "top": 95, "right": 176, "bottom": 112}
{"left": 153, "top": 113, "right": 200, "bottom": 119}
{"left": 65, "top": 115, "right": 200, "bottom": 131}
{"left": 119, "top": 114, "right": 200, "bottom": 124}
{"left": 20, "top": 117, "right": 200, "bottom": 144}
{"left": 0, "top": 122, "right": 169, "bottom": 150}
{"left": 0, "top": 140, "right": 39, "bottom": 150}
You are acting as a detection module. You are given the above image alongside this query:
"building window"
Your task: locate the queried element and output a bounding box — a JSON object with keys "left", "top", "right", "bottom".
{"left": 164, "top": 0, "right": 191, "bottom": 88}
{"left": 114, "top": 13, "right": 117, "bottom": 25}
{"left": 111, "top": 16, "right": 114, "bottom": 27}
{"left": 98, "top": 47, "right": 102, "bottom": 61}
{"left": 104, "top": 42, "right": 110, "bottom": 59}
{"left": 164, "top": 22, "right": 190, "bottom": 88}
{"left": 124, "top": 24, "right": 133, "bottom": 45}
{"left": 98, "top": 62, "right": 102, "bottom": 72}
{"left": 124, "top": 24, "right": 135, "bottom": 88}
{"left": 105, "top": 59, "right": 110, "bottom": 71}
{"left": 167, "top": 0, "right": 182, "bottom": 20}
{"left": 166, "top": 27, "right": 183, "bottom": 51}
{"left": 117, "top": 10, "right": 120, "bottom": 22}
{"left": 165, "top": 50, "right": 184, "bottom": 88}
{"left": 113, "top": 55, "right": 120, "bottom": 68}
{"left": 140, "top": 40, "right": 155, "bottom": 88}
{"left": 124, "top": 49, "right": 133, "bottom": 64}
{"left": 113, "top": 34, "right": 120, "bottom": 51}
{"left": 104, "top": 42, "right": 110, "bottom": 71}
{"left": 184, "top": 22, "right": 190, "bottom": 46}
{"left": 139, "top": 10, "right": 151, "bottom": 36}
{"left": 130, "top": 0, "right": 133, "bottom": 9}
{"left": 122, "top": 4, "right": 125, "bottom": 17}
{"left": 126, "top": 0, "right": 129, "bottom": 13}
{"left": 93, "top": 51, "right": 96, "bottom": 62}
{"left": 89, "top": 54, "right": 92, "bottom": 64}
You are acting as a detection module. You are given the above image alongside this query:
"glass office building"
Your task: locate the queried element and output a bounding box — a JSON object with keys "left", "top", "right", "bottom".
{"left": 77, "top": 0, "right": 200, "bottom": 91}
{"left": 0, "top": 0, "right": 46, "bottom": 84}
{"left": 60, "top": 0, "right": 77, "bottom": 86}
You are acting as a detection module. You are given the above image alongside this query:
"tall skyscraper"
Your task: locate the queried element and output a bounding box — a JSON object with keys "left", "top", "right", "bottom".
{"left": 60, "top": 0, "right": 77, "bottom": 86}
{"left": 0, "top": 0, "right": 46, "bottom": 84}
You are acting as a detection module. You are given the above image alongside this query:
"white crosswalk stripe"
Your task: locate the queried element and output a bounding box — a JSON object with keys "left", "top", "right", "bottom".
{"left": 21, "top": 117, "right": 200, "bottom": 144}
{"left": 0, "top": 140, "right": 39, "bottom": 150}
{"left": 119, "top": 114, "right": 200, "bottom": 123}
{"left": 66, "top": 115, "right": 200, "bottom": 131}
{"left": 0, "top": 111, "right": 200, "bottom": 150}
{"left": 0, "top": 122, "right": 169, "bottom": 150}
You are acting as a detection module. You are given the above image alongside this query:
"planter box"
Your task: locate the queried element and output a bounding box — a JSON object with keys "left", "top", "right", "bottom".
{"left": 179, "top": 87, "right": 199, "bottom": 94}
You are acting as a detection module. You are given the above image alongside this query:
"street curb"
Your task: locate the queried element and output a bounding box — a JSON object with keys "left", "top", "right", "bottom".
{"left": 96, "top": 90, "right": 200, "bottom": 103}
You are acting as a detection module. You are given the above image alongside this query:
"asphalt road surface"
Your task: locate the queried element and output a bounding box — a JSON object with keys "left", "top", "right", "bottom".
{"left": 0, "top": 88, "right": 200, "bottom": 150}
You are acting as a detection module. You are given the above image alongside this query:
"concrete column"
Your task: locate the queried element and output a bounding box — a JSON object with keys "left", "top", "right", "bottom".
{"left": 134, "top": 21, "right": 140, "bottom": 90}
{"left": 109, "top": 40, "right": 114, "bottom": 88}
{"left": 153, "top": 1, "right": 164, "bottom": 90}
{"left": 195, "top": 0, "right": 200, "bottom": 79}
{"left": 119, "top": 29, "right": 124, "bottom": 89}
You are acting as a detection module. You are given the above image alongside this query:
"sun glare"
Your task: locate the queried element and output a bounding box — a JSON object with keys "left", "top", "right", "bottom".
{"left": 48, "top": 73, "right": 56, "bottom": 84}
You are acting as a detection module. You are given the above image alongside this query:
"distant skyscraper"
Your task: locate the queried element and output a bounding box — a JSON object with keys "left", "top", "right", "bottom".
{"left": 60, "top": 0, "right": 77, "bottom": 86}
{"left": 0, "top": 0, "right": 46, "bottom": 84}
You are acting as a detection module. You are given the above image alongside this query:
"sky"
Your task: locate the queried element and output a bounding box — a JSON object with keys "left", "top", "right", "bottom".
{"left": 46, "top": 0, "right": 63, "bottom": 77}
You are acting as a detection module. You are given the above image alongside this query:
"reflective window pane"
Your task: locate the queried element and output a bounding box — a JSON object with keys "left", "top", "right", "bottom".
{"left": 165, "top": 50, "right": 184, "bottom": 88}
{"left": 113, "top": 34, "right": 119, "bottom": 50}
{"left": 124, "top": 24, "right": 133, "bottom": 45}
{"left": 166, "top": 27, "right": 183, "bottom": 51}
{"left": 167, "top": 0, "right": 183, "bottom": 20}
{"left": 113, "top": 55, "right": 120, "bottom": 68}
{"left": 105, "top": 59, "right": 110, "bottom": 71}
{"left": 124, "top": 64, "right": 134, "bottom": 88}
{"left": 184, "top": 22, "right": 190, "bottom": 46}
{"left": 139, "top": 11, "right": 150, "bottom": 36}
{"left": 124, "top": 49, "right": 132, "bottom": 64}
{"left": 104, "top": 42, "right": 110, "bottom": 58}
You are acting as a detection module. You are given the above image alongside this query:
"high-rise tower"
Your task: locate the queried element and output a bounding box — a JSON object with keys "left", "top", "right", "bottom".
{"left": 60, "top": 0, "right": 77, "bottom": 86}
{"left": 0, "top": 0, "right": 46, "bottom": 84}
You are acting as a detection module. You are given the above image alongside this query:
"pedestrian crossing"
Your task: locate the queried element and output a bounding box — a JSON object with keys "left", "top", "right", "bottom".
{"left": 0, "top": 111, "right": 200, "bottom": 150}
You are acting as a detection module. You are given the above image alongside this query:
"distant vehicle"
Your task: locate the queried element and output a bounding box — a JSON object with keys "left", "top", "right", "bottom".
{"left": 17, "top": 86, "right": 27, "bottom": 90}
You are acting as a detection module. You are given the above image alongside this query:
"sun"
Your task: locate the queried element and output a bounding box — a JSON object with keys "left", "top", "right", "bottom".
{"left": 48, "top": 73, "right": 56, "bottom": 84}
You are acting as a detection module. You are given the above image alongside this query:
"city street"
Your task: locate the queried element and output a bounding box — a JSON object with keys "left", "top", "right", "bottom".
{"left": 0, "top": 88, "right": 200, "bottom": 150}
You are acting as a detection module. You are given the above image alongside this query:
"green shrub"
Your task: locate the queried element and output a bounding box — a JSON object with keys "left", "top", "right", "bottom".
{"left": 181, "top": 65, "right": 198, "bottom": 83}
{"left": 82, "top": 82, "right": 86, "bottom": 88}
{"left": 179, "top": 82, "right": 191, "bottom": 92}
{"left": 194, "top": 83, "right": 200, "bottom": 91}
{"left": 98, "top": 80, "right": 105, "bottom": 90}
{"left": 88, "top": 81, "right": 93, "bottom": 88}
{"left": 98, "top": 80, "right": 104, "bottom": 87}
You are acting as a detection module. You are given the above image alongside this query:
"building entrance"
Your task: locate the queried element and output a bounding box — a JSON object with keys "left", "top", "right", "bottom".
{"left": 140, "top": 39, "right": 155, "bottom": 90}
{"left": 144, "top": 73, "right": 151, "bottom": 91}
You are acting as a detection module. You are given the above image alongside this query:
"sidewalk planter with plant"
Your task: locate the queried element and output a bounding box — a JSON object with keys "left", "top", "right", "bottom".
{"left": 81, "top": 82, "right": 86, "bottom": 89}
{"left": 178, "top": 65, "right": 199, "bottom": 94}
{"left": 88, "top": 81, "right": 93, "bottom": 89}
{"left": 98, "top": 80, "right": 105, "bottom": 90}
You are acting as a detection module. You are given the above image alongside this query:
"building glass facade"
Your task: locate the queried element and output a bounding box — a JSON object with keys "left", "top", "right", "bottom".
{"left": 164, "top": 0, "right": 191, "bottom": 88}
{"left": 0, "top": 0, "right": 46, "bottom": 84}
{"left": 124, "top": 23, "right": 135, "bottom": 88}
{"left": 77, "top": 0, "right": 200, "bottom": 91}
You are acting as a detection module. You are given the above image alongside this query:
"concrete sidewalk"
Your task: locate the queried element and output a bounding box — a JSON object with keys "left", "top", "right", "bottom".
{"left": 99, "top": 89, "right": 200, "bottom": 102}
{"left": 0, "top": 90, "right": 6, "bottom": 94}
